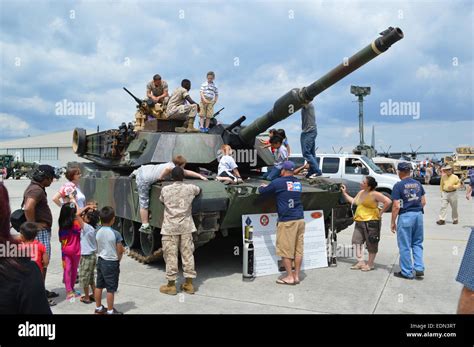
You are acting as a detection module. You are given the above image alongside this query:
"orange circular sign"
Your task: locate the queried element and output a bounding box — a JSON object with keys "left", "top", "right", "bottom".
{"left": 311, "top": 212, "right": 323, "bottom": 219}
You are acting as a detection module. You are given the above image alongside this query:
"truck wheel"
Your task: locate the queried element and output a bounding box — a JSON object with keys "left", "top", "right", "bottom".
{"left": 72, "top": 128, "right": 87, "bottom": 155}
{"left": 140, "top": 228, "right": 161, "bottom": 257}
{"left": 122, "top": 219, "right": 140, "bottom": 248}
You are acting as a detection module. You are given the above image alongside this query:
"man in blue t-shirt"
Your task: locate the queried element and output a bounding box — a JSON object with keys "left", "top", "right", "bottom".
{"left": 258, "top": 161, "right": 305, "bottom": 285}
{"left": 391, "top": 162, "right": 426, "bottom": 280}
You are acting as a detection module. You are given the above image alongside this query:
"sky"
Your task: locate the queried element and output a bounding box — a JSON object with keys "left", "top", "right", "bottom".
{"left": 0, "top": 0, "right": 473, "bottom": 155}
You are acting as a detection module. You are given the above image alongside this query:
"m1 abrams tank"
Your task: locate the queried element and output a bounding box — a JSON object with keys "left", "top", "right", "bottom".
{"left": 72, "top": 27, "right": 403, "bottom": 262}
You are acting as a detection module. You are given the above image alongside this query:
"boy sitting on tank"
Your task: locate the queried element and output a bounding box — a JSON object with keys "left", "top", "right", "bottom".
{"left": 263, "top": 135, "right": 288, "bottom": 181}
{"left": 130, "top": 155, "right": 208, "bottom": 234}
{"left": 216, "top": 145, "right": 243, "bottom": 185}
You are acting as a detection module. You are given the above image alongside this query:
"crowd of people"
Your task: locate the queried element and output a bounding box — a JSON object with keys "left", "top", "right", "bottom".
{"left": 1, "top": 98, "right": 473, "bottom": 315}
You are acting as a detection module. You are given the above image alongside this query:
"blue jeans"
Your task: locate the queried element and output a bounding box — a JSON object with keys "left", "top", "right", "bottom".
{"left": 397, "top": 211, "right": 424, "bottom": 278}
{"left": 300, "top": 130, "right": 321, "bottom": 175}
{"left": 263, "top": 166, "right": 281, "bottom": 181}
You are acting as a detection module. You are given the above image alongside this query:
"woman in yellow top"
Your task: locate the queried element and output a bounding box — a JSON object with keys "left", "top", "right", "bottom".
{"left": 341, "top": 176, "right": 392, "bottom": 271}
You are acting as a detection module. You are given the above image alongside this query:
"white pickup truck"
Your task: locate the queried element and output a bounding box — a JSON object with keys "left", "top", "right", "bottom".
{"left": 289, "top": 153, "right": 399, "bottom": 199}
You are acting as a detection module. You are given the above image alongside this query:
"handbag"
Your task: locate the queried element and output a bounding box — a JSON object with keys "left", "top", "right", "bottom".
{"left": 10, "top": 198, "right": 26, "bottom": 232}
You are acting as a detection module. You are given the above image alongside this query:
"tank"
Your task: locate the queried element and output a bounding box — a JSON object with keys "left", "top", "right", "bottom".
{"left": 72, "top": 27, "right": 403, "bottom": 262}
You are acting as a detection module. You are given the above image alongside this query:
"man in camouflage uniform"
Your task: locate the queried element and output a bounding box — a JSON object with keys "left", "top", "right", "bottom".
{"left": 165, "top": 79, "right": 200, "bottom": 133}
{"left": 159, "top": 166, "right": 201, "bottom": 295}
{"left": 146, "top": 74, "right": 169, "bottom": 107}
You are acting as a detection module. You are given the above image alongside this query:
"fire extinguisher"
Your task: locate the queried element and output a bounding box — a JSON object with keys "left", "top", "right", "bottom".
{"left": 243, "top": 225, "right": 255, "bottom": 281}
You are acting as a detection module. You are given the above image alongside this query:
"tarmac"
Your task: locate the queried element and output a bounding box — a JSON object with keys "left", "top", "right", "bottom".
{"left": 3, "top": 177, "right": 473, "bottom": 314}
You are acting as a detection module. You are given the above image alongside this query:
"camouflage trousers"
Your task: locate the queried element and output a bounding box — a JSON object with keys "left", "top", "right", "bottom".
{"left": 166, "top": 104, "right": 198, "bottom": 121}
{"left": 162, "top": 233, "right": 196, "bottom": 281}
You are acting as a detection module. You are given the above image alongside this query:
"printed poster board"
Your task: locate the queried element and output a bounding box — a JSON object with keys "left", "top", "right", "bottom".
{"left": 241, "top": 211, "right": 328, "bottom": 277}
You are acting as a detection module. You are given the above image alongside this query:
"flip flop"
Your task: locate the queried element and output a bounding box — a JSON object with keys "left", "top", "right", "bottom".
{"left": 80, "top": 296, "right": 92, "bottom": 304}
{"left": 350, "top": 263, "right": 365, "bottom": 270}
{"left": 276, "top": 278, "right": 296, "bottom": 285}
{"left": 361, "top": 266, "right": 375, "bottom": 272}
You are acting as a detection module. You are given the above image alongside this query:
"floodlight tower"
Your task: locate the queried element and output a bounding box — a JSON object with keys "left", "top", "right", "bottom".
{"left": 351, "top": 85, "right": 376, "bottom": 158}
{"left": 351, "top": 85, "right": 371, "bottom": 145}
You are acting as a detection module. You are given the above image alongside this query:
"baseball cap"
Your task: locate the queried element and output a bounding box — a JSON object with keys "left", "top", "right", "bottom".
{"left": 397, "top": 162, "right": 412, "bottom": 171}
{"left": 281, "top": 161, "right": 295, "bottom": 171}
{"left": 38, "top": 164, "right": 59, "bottom": 179}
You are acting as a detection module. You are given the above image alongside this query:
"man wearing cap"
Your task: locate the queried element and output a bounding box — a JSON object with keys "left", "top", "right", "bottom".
{"left": 391, "top": 162, "right": 426, "bottom": 280}
{"left": 258, "top": 161, "right": 305, "bottom": 285}
{"left": 437, "top": 165, "right": 461, "bottom": 225}
{"left": 23, "top": 164, "right": 59, "bottom": 303}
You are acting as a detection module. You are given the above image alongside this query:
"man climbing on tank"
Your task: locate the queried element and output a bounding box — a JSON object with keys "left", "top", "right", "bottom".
{"left": 166, "top": 79, "right": 201, "bottom": 133}
{"left": 146, "top": 74, "right": 169, "bottom": 107}
{"left": 130, "top": 155, "right": 207, "bottom": 234}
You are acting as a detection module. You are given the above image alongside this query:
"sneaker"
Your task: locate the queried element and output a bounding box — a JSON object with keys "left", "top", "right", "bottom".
{"left": 204, "top": 128, "right": 209, "bottom": 133}
{"left": 199, "top": 127, "right": 205, "bottom": 133}
{"left": 309, "top": 173, "right": 322, "bottom": 179}
{"left": 95, "top": 305, "right": 107, "bottom": 315}
{"left": 415, "top": 270, "right": 424, "bottom": 277}
{"left": 436, "top": 220, "right": 446, "bottom": 225}
{"left": 48, "top": 299, "right": 57, "bottom": 307}
{"left": 394, "top": 271, "right": 414, "bottom": 280}
{"left": 106, "top": 308, "right": 123, "bottom": 315}
{"left": 453, "top": 220, "right": 459, "bottom": 225}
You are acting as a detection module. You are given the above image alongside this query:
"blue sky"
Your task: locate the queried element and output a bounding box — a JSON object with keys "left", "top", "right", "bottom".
{"left": 0, "top": 0, "right": 473, "bottom": 154}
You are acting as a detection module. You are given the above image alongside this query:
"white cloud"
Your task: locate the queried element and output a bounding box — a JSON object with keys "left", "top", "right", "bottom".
{"left": 0, "top": 113, "right": 30, "bottom": 136}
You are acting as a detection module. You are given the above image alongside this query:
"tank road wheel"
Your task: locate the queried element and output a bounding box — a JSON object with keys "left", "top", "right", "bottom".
{"left": 113, "top": 217, "right": 123, "bottom": 236}
{"left": 122, "top": 219, "right": 140, "bottom": 248}
{"left": 72, "top": 128, "right": 87, "bottom": 155}
{"left": 140, "top": 227, "right": 161, "bottom": 257}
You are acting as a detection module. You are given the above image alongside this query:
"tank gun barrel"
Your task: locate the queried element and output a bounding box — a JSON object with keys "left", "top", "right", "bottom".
{"left": 238, "top": 27, "right": 404, "bottom": 145}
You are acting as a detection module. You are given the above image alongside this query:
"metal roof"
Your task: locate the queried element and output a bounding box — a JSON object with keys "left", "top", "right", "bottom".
{"left": 0, "top": 130, "right": 94, "bottom": 149}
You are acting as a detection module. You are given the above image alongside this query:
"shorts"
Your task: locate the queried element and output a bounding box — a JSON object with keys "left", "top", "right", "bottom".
{"left": 276, "top": 219, "right": 305, "bottom": 259}
{"left": 79, "top": 254, "right": 97, "bottom": 288}
{"left": 36, "top": 229, "right": 51, "bottom": 258}
{"left": 199, "top": 101, "right": 215, "bottom": 119}
{"left": 136, "top": 177, "right": 152, "bottom": 209}
{"left": 352, "top": 220, "right": 381, "bottom": 253}
{"left": 218, "top": 171, "right": 237, "bottom": 181}
{"left": 96, "top": 257, "right": 120, "bottom": 293}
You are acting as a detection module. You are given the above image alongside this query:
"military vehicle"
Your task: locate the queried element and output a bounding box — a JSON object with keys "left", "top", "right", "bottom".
{"left": 444, "top": 146, "right": 474, "bottom": 182}
{"left": 72, "top": 27, "right": 403, "bottom": 262}
{"left": 0, "top": 154, "right": 15, "bottom": 179}
{"left": 0, "top": 154, "right": 38, "bottom": 179}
